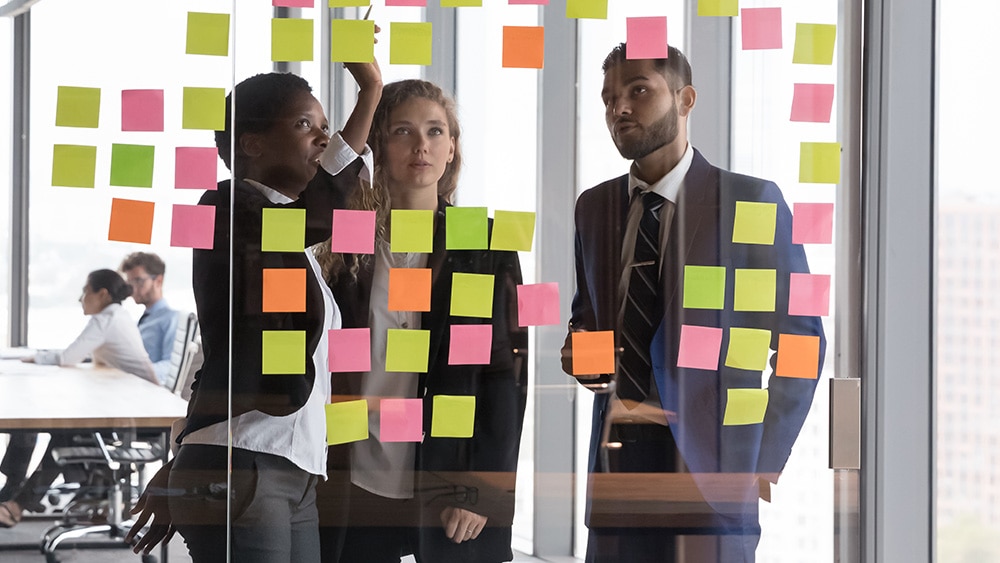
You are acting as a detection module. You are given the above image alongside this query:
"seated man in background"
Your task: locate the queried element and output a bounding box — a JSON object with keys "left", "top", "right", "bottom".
{"left": 121, "top": 252, "right": 178, "bottom": 387}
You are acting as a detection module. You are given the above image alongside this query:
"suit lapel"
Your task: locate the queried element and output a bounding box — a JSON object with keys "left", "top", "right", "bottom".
{"left": 424, "top": 201, "right": 450, "bottom": 373}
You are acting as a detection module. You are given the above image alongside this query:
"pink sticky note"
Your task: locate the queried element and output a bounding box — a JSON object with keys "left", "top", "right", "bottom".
{"left": 516, "top": 283, "right": 560, "bottom": 326}
{"left": 792, "top": 202, "right": 834, "bottom": 244}
{"left": 788, "top": 273, "right": 831, "bottom": 317}
{"left": 676, "top": 325, "right": 723, "bottom": 370}
{"left": 626, "top": 17, "right": 668, "bottom": 59}
{"left": 175, "top": 147, "right": 219, "bottom": 190}
{"left": 741, "top": 8, "right": 782, "bottom": 50}
{"left": 274, "top": 0, "right": 314, "bottom": 6}
{"left": 329, "top": 328, "right": 372, "bottom": 372}
{"left": 170, "top": 204, "right": 216, "bottom": 249}
{"left": 380, "top": 398, "right": 423, "bottom": 442}
{"left": 790, "top": 83, "right": 835, "bottom": 123}
{"left": 448, "top": 325, "right": 492, "bottom": 365}
{"left": 121, "top": 90, "right": 164, "bottom": 132}
{"left": 331, "top": 209, "right": 376, "bottom": 255}
{"left": 386, "top": 0, "right": 426, "bottom": 5}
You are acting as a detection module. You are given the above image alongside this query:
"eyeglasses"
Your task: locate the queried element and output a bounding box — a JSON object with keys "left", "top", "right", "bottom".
{"left": 126, "top": 276, "right": 155, "bottom": 287}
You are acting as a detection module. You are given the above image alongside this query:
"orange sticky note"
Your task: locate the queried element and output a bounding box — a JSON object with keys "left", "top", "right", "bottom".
{"left": 388, "top": 268, "right": 432, "bottom": 312}
{"left": 571, "top": 330, "right": 615, "bottom": 375}
{"left": 262, "top": 268, "right": 307, "bottom": 313}
{"left": 108, "top": 198, "right": 154, "bottom": 244}
{"left": 775, "top": 334, "right": 821, "bottom": 379}
{"left": 502, "top": 26, "right": 544, "bottom": 69}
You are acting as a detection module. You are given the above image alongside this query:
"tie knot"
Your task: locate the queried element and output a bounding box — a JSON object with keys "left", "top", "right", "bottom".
{"left": 634, "top": 189, "right": 665, "bottom": 213}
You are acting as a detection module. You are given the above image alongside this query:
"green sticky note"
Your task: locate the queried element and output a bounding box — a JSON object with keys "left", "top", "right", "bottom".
{"left": 55, "top": 86, "right": 101, "bottom": 128}
{"left": 792, "top": 23, "right": 837, "bottom": 65}
{"left": 386, "top": 329, "right": 431, "bottom": 373}
{"left": 330, "top": 0, "right": 369, "bottom": 6}
{"left": 326, "top": 400, "right": 369, "bottom": 445}
{"left": 390, "top": 22, "right": 433, "bottom": 66}
{"left": 566, "top": 0, "right": 607, "bottom": 19}
{"left": 331, "top": 20, "right": 375, "bottom": 63}
{"left": 272, "top": 18, "right": 314, "bottom": 62}
{"left": 723, "top": 389, "right": 769, "bottom": 426}
{"left": 182, "top": 87, "right": 226, "bottom": 131}
{"left": 261, "top": 208, "right": 306, "bottom": 252}
{"left": 451, "top": 273, "right": 495, "bottom": 318}
{"left": 799, "top": 142, "right": 841, "bottom": 184}
{"left": 110, "top": 144, "right": 155, "bottom": 188}
{"left": 186, "top": 12, "right": 230, "bottom": 57}
{"left": 446, "top": 207, "right": 488, "bottom": 250}
{"left": 734, "top": 269, "right": 776, "bottom": 312}
{"left": 430, "top": 395, "right": 476, "bottom": 438}
{"left": 732, "top": 201, "right": 777, "bottom": 245}
{"left": 262, "top": 330, "right": 306, "bottom": 374}
{"left": 442, "top": 0, "right": 482, "bottom": 6}
{"left": 52, "top": 145, "right": 97, "bottom": 188}
{"left": 725, "top": 327, "right": 772, "bottom": 371}
{"left": 390, "top": 209, "right": 434, "bottom": 253}
{"left": 490, "top": 210, "right": 535, "bottom": 251}
{"left": 682, "top": 265, "right": 726, "bottom": 310}
{"left": 698, "top": 0, "right": 738, "bottom": 17}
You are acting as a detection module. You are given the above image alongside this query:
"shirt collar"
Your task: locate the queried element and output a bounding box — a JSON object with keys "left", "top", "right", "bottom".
{"left": 244, "top": 178, "right": 296, "bottom": 204}
{"left": 627, "top": 143, "right": 694, "bottom": 203}
{"left": 145, "top": 299, "right": 168, "bottom": 314}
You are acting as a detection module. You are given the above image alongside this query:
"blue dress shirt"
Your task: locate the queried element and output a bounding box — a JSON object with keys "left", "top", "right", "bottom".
{"left": 138, "top": 299, "right": 179, "bottom": 387}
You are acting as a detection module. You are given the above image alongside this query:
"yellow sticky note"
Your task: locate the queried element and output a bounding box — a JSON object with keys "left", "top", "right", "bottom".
{"left": 186, "top": 12, "right": 230, "bottom": 57}
{"left": 490, "top": 210, "right": 535, "bottom": 251}
{"left": 430, "top": 395, "right": 476, "bottom": 438}
{"left": 390, "top": 22, "right": 432, "bottom": 66}
{"left": 734, "top": 269, "right": 776, "bottom": 312}
{"left": 390, "top": 209, "right": 434, "bottom": 253}
{"left": 386, "top": 329, "right": 431, "bottom": 372}
{"left": 451, "top": 273, "right": 495, "bottom": 318}
{"left": 792, "top": 23, "right": 837, "bottom": 65}
{"left": 799, "top": 142, "right": 841, "bottom": 184}
{"left": 52, "top": 145, "right": 97, "bottom": 188}
{"left": 55, "top": 86, "right": 100, "bottom": 128}
{"left": 698, "top": 0, "right": 738, "bottom": 17}
{"left": 331, "top": 20, "right": 375, "bottom": 63}
{"left": 725, "top": 327, "right": 771, "bottom": 371}
{"left": 566, "top": 0, "right": 607, "bottom": 19}
{"left": 261, "top": 208, "right": 306, "bottom": 252}
{"left": 326, "top": 400, "right": 369, "bottom": 445}
{"left": 272, "top": 18, "right": 314, "bottom": 62}
{"left": 732, "top": 201, "right": 777, "bottom": 245}
{"left": 262, "top": 330, "right": 306, "bottom": 374}
{"left": 182, "top": 87, "right": 226, "bottom": 131}
{"left": 441, "top": 0, "right": 481, "bottom": 6}
{"left": 723, "top": 388, "right": 769, "bottom": 425}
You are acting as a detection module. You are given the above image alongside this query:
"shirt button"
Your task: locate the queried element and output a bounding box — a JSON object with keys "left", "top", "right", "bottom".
{"left": 402, "top": 322, "right": 409, "bottom": 328}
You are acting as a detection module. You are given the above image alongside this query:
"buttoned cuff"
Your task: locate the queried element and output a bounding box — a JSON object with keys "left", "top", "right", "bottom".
{"left": 321, "top": 131, "right": 373, "bottom": 184}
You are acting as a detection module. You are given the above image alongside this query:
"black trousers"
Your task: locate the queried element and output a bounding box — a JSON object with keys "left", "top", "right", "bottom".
{"left": 0, "top": 432, "right": 38, "bottom": 501}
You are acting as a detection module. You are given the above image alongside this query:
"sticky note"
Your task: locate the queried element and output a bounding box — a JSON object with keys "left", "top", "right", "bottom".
{"left": 723, "top": 389, "right": 769, "bottom": 426}
{"left": 732, "top": 201, "right": 777, "bottom": 245}
{"left": 52, "top": 145, "right": 97, "bottom": 188}
{"left": 430, "top": 395, "right": 476, "bottom": 438}
{"left": 274, "top": 0, "right": 314, "bottom": 7}
{"left": 387, "top": 0, "right": 426, "bottom": 6}
{"left": 448, "top": 324, "right": 493, "bottom": 365}
{"left": 790, "top": 84, "right": 835, "bottom": 123}
{"left": 724, "top": 327, "right": 771, "bottom": 371}
{"left": 108, "top": 198, "right": 155, "bottom": 245}
{"left": 502, "top": 26, "right": 545, "bottom": 69}
{"left": 121, "top": 90, "right": 164, "bottom": 132}
{"left": 775, "top": 334, "right": 821, "bottom": 379}
{"left": 741, "top": 7, "right": 781, "bottom": 50}
{"left": 110, "top": 144, "right": 155, "bottom": 188}
{"left": 792, "top": 202, "right": 834, "bottom": 244}
{"left": 331, "top": 20, "right": 375, "bottom": 63}
{"left": 331, "top": 209, "right": 376, "bottom": 254}
{"left": 676, "top": 325, "right": 723, "bottom": 370}
{"left": 182, "top": 87, "right": 226, "bottom": 131}
{"left": 170, "top": 204, "right": 216, "bottom": 249}
{"left": 566, "top": 0, "right": 607, "bottom": 19}
{"left": 490, "top": 210, "right": 535, "bottom": 251}
{"left": 272, "top": 18, "right": 314, "bottom": 62}
{"left": 262, "top": 268, "right": 307, "bottom": 313}
{"left": 682, "top": 265, "right": 726, "bottom": 310}
{"left": 388, "top": 268, "right": 432, "bottom": 312}
{"left": 326, "top": 400, "right": 369, "bottom": 445}
{"left": 261, "top": 208, "right": 306, "bottom": 252}
{"left": 626, "top": 17, "right": 668, "bottom": 59}
{"left": 328, "top": 328, "right": 372, "bottom": 372}
{"left": 390, "top": 22, "right": 432, "bottom": 66}
{"left": 792, "top": 23, "right": 837, "bottom": 65}
{"left": 446, "top": 207, "right": 488, "bottom": 250}
{"left": 175, "top": 147, "right": 219, "bottom": 190}
{"left": 571, "top": 330, "right": 615, "bottom": 375}
{"left": 390, "top": 209, "right": 433, "bottom": 253}
{"left": 442, "top": 0, "right": 481, "bottom": 6}
{"left": 734, "top": 268, "right": 776, "bottom": 312}
{"left": 330, "top": 0, "right": 369, "bottom": 6}
{"left": 451, "top": 273, "right": 495, "bottom": 318}
{"left": 698, "top": 0, "right": 738, "bottom": 17}
{"left": 55, "top": 86, "right": 100, "bottom": 128}
{"left": 380, "top": 398, "right": 423, "bottom": 442}
{"left": 799, "top": 142, "right": 841, "bottom": 184}
{"left": 788, "top": 273, "right": 831, "bottom": 317}
{"left": 386, "top": 329, "right": 431, "bottom": 373}
{"left": 262, "top": 330, "right": 306, "bottom": 374}
{"left": 186, "top": 12, "right": 230, "bottom": 57}
{"left": 516, "top": 282, "right": 560, "bottom": 326}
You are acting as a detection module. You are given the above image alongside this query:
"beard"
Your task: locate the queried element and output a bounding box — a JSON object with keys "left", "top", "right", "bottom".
{"left": 612, "top": 105, "right": 680, "bottom": 161}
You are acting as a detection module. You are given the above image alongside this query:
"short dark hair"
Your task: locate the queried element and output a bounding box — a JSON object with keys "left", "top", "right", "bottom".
{"left": 215, "top": 72, "right": 314, "bottom": 171}
{"left": 120, "top": 252, "right": 165, "bottom": 278}
{"left": 602, "top": 42, "right": 693, "bottom": 91}
{"left": 87, "top": 269, "right": 132, "bottom": 304}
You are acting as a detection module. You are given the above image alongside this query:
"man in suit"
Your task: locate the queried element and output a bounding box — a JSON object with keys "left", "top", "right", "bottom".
{"left": 562, "top": 43, "right": 825, "bottom": 562}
